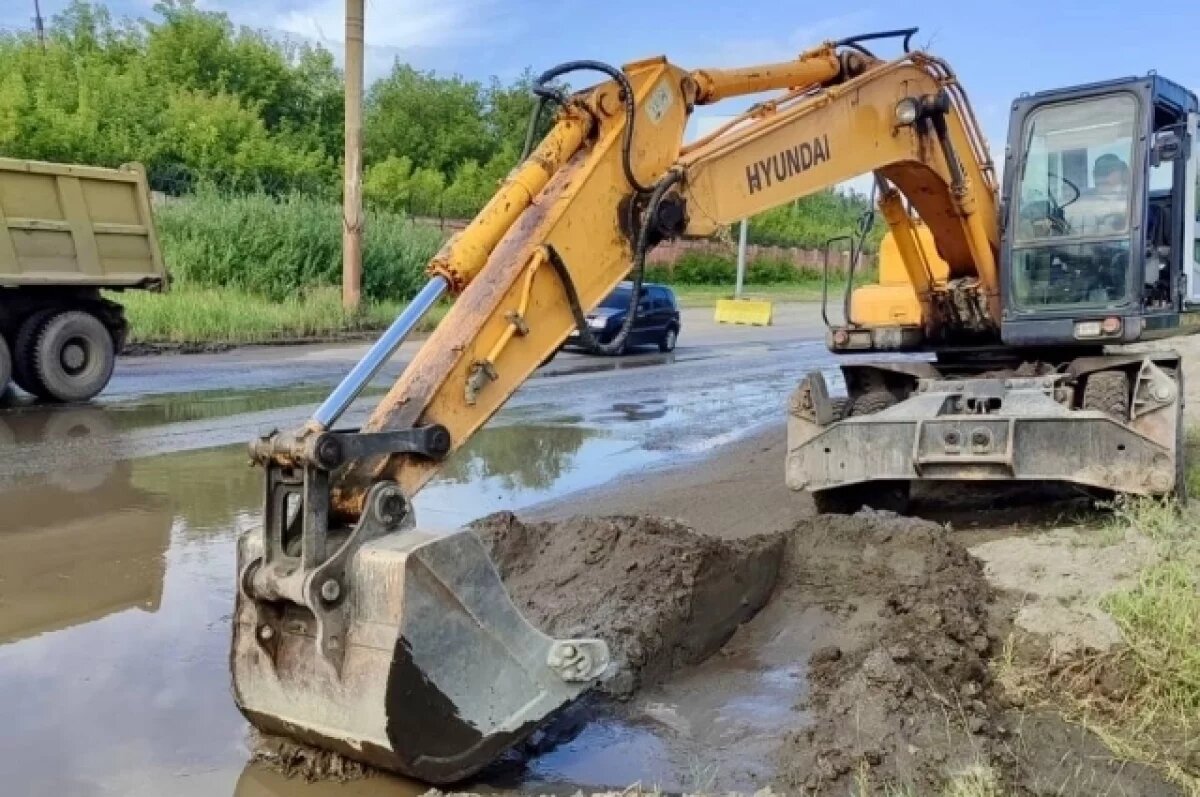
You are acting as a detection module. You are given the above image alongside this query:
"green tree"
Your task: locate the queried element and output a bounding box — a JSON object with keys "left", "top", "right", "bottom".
{"left": 408, "top": 167, "right": 446, "bottom": 216}
{"left": 365, "top": 64, "right": 492, "bottom": 174}
{"left": 364, "top": 155, "right": 414, "bottom": 214}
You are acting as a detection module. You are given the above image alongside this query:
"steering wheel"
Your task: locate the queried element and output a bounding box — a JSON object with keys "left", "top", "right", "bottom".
{"left": 1045, "top": 170, "right": 1081, "bottom": 210}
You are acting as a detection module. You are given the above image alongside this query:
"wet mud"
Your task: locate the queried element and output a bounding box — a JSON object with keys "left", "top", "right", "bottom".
{"left": 471, "top": 512, "right": 786, "bottom": 697}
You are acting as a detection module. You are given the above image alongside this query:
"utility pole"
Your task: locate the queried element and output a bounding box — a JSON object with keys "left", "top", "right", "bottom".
{"left": 734, "top": 218, "right": 748, "bottom": 299}
{"left": 33, "top": 0, "right": 46, "bottom": 49}
{"left": 342, "top": 0, "right": 365, "bottom": 312}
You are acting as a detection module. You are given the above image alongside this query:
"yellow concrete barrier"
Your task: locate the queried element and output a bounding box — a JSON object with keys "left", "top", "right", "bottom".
{"left": 714, "top": 298, "right": 773, "bottom": 326}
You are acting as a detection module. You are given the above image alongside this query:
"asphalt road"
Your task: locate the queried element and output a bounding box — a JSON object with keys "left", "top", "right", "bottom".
{"left": 98, "top": 303, "right": 830, "bottom": 401}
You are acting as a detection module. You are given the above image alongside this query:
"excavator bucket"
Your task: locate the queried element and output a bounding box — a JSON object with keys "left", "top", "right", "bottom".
{"left": 231, "top": 479, "right": 609, "bottom": 784}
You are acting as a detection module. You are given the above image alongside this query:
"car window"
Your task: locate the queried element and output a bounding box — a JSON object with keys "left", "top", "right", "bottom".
{"left": 600, "top": 288, "right": 632, "bottom": 309}
{"left": 655, "top": 288, "right": 676, "bottom": 308}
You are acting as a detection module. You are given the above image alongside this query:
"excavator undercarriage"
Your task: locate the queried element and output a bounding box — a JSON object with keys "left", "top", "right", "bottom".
{"left": 788, "top": 354, "right": 1185, "bottom": 514}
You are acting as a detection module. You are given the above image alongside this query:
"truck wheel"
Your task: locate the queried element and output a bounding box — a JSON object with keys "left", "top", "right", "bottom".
{"left": 0, "top": 335, "right": 11, "bottom": 394}
{"left": 12, "top": 309, "right": 57, "bottom": 397}
{"left": 1082, "top": 371, "right": 1130, "bottom": 421}
{"left": 812, "top": 480, "right": 910, "bottom": 515}
{"left": 849, "top": 390, "right": 898, "bottom": 416}
{"left": 31, "top": 310, "right": 116, "bottom": 403}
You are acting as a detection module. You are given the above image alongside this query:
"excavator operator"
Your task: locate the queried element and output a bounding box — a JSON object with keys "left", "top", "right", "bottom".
{"left": 1068, "top": 153, "right": 1132, "bottom": 234}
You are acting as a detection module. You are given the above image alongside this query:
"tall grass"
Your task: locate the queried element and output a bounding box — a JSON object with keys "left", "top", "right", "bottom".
{"left": 155, "top": 189, "right": 443, "bottom": 301}
{"left": 119, "top": 286, "right": 444, "bottom": 344}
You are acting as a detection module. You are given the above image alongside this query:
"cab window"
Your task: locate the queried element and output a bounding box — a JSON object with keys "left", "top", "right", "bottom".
{"left": 1015, "top": 94, "right": 1138, "bottom": 242}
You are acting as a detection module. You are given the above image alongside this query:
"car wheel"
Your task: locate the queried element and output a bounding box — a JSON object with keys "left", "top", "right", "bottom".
{"left": 659, "top": 326, "right": 678, "bottom": 353}
{"left": 32, "top": 310, "right": 116, "bottom": 403}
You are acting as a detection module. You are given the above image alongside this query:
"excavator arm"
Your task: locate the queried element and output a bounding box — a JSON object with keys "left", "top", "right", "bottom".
{"left": 330, "top": 47, "right": 1002, "bottom": 516}
{"left": 233, "top": 32, "right": 1003, "bottom": 783}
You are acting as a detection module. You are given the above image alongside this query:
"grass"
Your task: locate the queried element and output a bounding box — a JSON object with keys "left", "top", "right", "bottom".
{"left": 117, "top": 286, "right": 446, "bottom": 345}
{"left": 995, "top": 486, "right": 1200, "bottom": 795}
{"left": 1100, "top": 497, "right": 1200, "bottom": 765}
{"left": 852, "top": 762, "right": 1006, "bottom": 797}
{"left": 155, "top": 189, "right": 442, "bottom": 302}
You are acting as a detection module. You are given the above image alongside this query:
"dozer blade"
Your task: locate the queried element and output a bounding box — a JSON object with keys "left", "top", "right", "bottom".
{"left": 231, "top": 482, "right": 609, "bottom": 784}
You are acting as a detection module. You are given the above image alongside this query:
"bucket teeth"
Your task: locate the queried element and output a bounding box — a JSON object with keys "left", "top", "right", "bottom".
{"left": 231, "top": 520, "right": 610, "bottom": 783}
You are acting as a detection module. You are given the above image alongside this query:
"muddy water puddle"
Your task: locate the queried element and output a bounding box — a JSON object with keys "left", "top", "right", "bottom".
{"left": 0, "top": 362, "right": 818, "bottom": 795}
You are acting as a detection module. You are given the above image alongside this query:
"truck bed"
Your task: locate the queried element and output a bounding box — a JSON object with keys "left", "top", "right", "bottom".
{"left": 0, "top": 158, "right": 166, "bottom": 290}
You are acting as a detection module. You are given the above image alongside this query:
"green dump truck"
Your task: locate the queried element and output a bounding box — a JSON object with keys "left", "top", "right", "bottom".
{"left": 0, "top": 158, "right": 166, "bottom": 402}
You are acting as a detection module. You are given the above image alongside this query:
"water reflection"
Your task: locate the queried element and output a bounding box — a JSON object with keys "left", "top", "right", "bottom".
{"left": 0, "top": 408, "right": 172, "bottom": 644}
{"left": 438, "top": 424, "right": 597, "bottom": 491}
{"left": 0, "top": 421, "right": 255, "bottom": 797}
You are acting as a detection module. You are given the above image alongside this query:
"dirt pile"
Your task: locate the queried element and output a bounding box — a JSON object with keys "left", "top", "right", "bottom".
{"left": 470, "top": 512, "right": 786, "bottom": 696}
{"left": 769, "top": 510, "right": 1005, "bottom": 794}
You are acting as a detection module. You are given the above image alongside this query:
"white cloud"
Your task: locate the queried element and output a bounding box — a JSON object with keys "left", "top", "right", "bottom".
{"left": 272, "top": 0, "right": 509, "bottom": 51}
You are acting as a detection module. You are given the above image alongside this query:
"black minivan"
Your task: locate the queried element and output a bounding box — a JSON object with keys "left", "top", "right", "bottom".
{"left": 566, "top": 281, "right": 681, "bottom": 354}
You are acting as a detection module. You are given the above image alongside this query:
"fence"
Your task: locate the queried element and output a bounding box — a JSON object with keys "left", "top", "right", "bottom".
{"left": 412, "top": 217, "right": 876, "bottom": 277}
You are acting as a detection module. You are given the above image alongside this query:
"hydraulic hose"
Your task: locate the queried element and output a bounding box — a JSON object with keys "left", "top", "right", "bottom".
{"left": 833, "top": 27, "right": 919, "bottom": 57}
{"left": 521, "top": 60, "right": 652, "bottom": 194}
{"left": 546, "top": 170, "right": 684, "bottom": 355}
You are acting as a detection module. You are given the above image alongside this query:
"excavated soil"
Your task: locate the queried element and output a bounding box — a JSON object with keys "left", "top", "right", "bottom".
{"left": 472, "top": 508, "right": 1008, "bottom": 794}
{"left": 767, "top": 510, "right": 1005, "bottom": 794}
{"left": 470, "top": 512, "right": 787, "bottom": 697}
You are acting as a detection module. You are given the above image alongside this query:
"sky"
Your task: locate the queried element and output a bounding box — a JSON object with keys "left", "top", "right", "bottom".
{"left": 5, "top": 0, "right": 1199, "bottom": 170}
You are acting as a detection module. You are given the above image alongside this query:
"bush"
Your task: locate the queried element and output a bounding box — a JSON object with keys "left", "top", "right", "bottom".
{"left": 644, "top": 252, "right": 820, "bottom": 286}
{"left": 156, "top": 188, "right": 442, "bottom": 301}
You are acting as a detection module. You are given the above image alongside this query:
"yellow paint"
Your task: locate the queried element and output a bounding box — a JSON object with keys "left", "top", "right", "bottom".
{"left": 715, "top": 298, "right": 773, "bottom": 326}
{"left": 426, "top": 109, "right": 591, "bottom": 291}
{"left": 851, "top": 219, "right": 952, "bottom": 328}
{"left": 689, "top": 44, "right": 844, "bottom": 104}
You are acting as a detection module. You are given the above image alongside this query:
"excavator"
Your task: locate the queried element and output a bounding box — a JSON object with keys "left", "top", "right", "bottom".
{"left": 232, "top": 29, "right": 1200, "bottom": 783}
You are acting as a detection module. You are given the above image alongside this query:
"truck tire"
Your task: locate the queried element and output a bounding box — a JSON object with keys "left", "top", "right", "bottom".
{"left": 0, "top": 335, "right": 11, "bottom": 394}
{"left": 1082, "top": 371, "right": 1130, "bottom": 421}
{"left": 11, "top": 309, "right": 57, "bottom": 397}
{"left": 31, "top": 310, "right": 116, "bottom": 403}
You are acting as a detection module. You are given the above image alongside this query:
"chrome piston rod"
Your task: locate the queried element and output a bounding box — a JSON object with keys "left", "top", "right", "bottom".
{"left": 312, "top": 276, "right": 448, "bottom": 429}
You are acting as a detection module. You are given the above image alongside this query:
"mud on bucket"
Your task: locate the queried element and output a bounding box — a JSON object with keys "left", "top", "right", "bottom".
{"left": 230, "top": 499, "right": 609, "bottom": 784}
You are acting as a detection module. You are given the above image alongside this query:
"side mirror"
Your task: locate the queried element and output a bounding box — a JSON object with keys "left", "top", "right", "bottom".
{"left": 1151, "top": 128, "right": 1184, "bottom": 166}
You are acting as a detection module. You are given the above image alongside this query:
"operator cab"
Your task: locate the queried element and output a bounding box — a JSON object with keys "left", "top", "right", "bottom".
{"left": 1001, "top": 75, "right": 1199, "bottom": 346}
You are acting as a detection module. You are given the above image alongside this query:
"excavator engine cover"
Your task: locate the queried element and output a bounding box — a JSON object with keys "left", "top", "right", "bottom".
{"left": 231, "top": 481, "right": 609, "bottom": 784}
